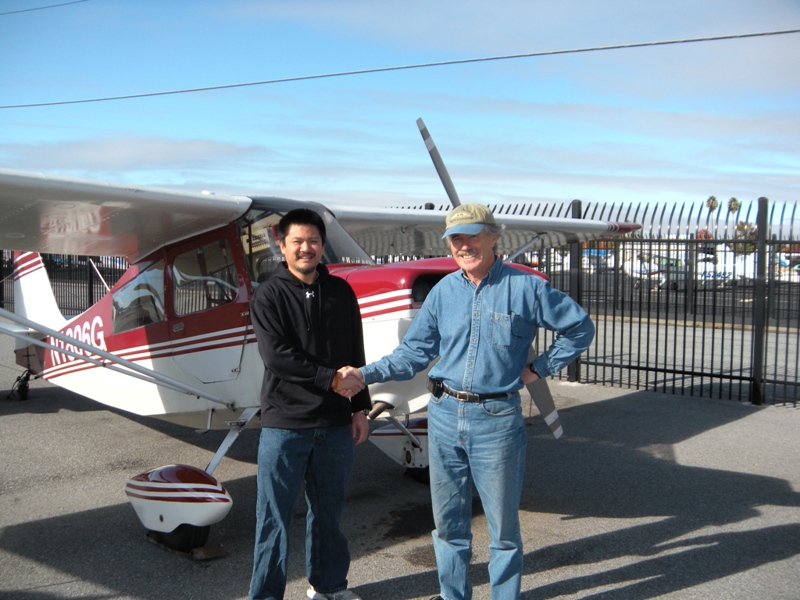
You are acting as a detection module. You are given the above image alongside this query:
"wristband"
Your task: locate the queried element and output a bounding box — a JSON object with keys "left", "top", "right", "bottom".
{"left": 331, "top": 374, "right": 340, "bottom": 391}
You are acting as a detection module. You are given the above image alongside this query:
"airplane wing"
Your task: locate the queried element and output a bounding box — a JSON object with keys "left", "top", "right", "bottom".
{"left": 329, "top": 205, "right": 641, "bottom": 257}
{"left": 0, "top": 168, "right": 640, "bottom": 263}
{"left": 0, "top": 169, "right": 252, "bottom": 263}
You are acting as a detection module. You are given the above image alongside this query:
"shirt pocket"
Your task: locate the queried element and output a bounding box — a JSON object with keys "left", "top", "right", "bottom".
{"left": 490, "top": 312, "right": 525, "bottom": 349}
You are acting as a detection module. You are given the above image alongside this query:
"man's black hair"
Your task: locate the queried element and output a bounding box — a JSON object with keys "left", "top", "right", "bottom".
{"left": 277, "top": 208, "right": 326, "bottom": 245}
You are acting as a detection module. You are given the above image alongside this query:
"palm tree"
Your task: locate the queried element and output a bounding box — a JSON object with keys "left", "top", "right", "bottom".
{"left": 731, "top": 221, "right": 757, "bottom": 255}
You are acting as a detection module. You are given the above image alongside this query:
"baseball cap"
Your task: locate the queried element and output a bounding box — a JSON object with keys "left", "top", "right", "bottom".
{"left": 442, "top": 203, "right": 496, "bottom": 239}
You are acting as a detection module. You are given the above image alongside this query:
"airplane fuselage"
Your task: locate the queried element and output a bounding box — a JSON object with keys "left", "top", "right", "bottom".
{"left": 13, "top": 199, "right": 504, "bottom": 429}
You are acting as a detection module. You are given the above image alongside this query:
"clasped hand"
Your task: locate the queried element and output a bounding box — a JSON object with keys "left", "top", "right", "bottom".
{"left": 333, "top": 366, "right": 365, "bottom": 398}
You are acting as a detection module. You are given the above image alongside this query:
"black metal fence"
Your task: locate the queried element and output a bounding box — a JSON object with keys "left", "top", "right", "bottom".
{"left": 2, "top": 197, "right": 798, "bottom": 405}
{"left": 539, "top": 239, "right": 798, "bottom": 405}
{"left": 520, "top": 198, "right": 798, "bottom": 406}
{"left": 1, "top": 254, "right": 128, "bottom": 317}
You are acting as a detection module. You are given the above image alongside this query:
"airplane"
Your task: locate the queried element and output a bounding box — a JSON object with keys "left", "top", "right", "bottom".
{"left": 0, "top": 120, "right": 641, "bottom": 553}
{"left": 620, "top": 246, "right": 758, "bottom": 290}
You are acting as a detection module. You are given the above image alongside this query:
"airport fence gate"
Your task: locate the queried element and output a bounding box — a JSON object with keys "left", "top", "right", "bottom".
{"left": 1, "top": 198, "right": 798, "bottom": 405}
{"left": 521, "top": 197, "right": 799, "bottom": 406}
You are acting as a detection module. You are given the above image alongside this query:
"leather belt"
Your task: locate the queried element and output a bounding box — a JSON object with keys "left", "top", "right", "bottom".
{"left": 427, "top": 378, "right": 507, "bottom": 403}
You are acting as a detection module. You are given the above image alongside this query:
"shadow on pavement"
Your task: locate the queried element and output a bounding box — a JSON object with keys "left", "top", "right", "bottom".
{"left": 2, "top": 383, "right": 799, "bottom": 599}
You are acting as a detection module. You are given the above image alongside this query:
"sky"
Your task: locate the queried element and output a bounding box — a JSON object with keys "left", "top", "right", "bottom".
{"left": 1, "top": 0, "right": 799, "bottom": 219}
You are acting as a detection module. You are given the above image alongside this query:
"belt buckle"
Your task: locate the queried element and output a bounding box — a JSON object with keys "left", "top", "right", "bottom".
{"left": 457, "top": 391, "right": 480, "bottom": 403}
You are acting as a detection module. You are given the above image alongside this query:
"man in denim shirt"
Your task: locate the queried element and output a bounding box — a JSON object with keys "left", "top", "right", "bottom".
{"left": 341, "top": 204, "right": 594, "bottom": 600}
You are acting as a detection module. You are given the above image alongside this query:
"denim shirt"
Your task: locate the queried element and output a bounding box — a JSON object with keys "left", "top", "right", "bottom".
{"left": 361, "top": 257, "right": 595, "bottom": 394}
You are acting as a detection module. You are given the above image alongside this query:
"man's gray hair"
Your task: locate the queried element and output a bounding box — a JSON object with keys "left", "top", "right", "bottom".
{"left": 485, "top": 223, "right": 505, "bottom": 238}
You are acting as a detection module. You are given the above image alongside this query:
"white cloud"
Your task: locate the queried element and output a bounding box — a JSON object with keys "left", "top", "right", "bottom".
{"left": 0, "top": 136, "right": 268, "bottom": 179}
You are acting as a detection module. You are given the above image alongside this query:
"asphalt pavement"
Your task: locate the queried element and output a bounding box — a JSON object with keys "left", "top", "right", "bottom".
{"left": 1, "top": 332, "right": 799, "bottom": 599}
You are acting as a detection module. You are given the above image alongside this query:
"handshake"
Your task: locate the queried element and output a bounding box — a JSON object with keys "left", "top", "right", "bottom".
{"left": 332, "top": 366, "right": 365, "bottom": 398}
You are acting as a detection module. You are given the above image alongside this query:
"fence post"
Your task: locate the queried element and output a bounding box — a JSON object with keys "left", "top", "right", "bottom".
{"left": 750, "top": 197, "right": 768, "bottom": 405}
{"left": 568, "top": 199, "right": 583, "bottom": 382}
{"left": 0, "top": 250, "right": 6, "bottom": 309}
{"left": 687, "top": 235, "right": 696, "bottom": 316}
{"left": 87, "top": 260, "right": 95, "bottom": 308}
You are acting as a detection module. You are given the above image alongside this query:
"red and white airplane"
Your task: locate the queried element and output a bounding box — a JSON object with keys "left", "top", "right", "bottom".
{"left": 0, "top": 122, "right": 640, "bottom": 552}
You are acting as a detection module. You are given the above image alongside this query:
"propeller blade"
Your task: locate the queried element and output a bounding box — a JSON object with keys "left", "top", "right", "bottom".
{"left": 417, "top": 118, "right": 461, "bottom": 208}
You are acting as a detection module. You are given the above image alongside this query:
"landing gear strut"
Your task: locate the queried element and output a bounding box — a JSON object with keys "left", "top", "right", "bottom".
{"left": 8, "top": 370, "right": 30, "bottom": 401}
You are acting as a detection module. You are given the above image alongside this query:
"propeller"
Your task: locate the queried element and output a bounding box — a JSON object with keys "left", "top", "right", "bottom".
{"left": 416, "top": 118, "right": 461, "bottom": 208}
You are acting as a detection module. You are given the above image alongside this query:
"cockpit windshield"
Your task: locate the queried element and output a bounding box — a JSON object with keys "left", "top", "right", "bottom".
{"left": 237, "top": 197, "right": 374, "bottom": 283}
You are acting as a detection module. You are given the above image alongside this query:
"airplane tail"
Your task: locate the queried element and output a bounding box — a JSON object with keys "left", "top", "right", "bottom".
{"left": 12, "top": 252, "right": 68, "bottom": 330}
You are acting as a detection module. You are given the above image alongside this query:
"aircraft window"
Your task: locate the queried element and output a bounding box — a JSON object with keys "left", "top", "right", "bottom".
{"left": 172, "top": 239, "right": 239, "bottom": 316}
{"left": 112, "top": 260, "right": 166, "bottom": 334}
{"left": 238, "top": 199, "right": 374, "bottom": 285}
{"left": 650, "top": 255, "right": 684, "bottom": 269}
{"left": 411, "top": 274, "right": 446, "bottom": 306}
{"left": 239, "top": 210, "right": 284, "bottom": 283}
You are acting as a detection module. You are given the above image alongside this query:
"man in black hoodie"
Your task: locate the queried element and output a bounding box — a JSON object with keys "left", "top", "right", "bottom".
{"left": 248, "top": 209, "right": 371, "bottom": 600}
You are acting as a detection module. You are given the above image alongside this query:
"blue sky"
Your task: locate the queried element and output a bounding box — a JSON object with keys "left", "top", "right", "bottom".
{"left": 1, "top": 0, "right": 799, "bottom": 215}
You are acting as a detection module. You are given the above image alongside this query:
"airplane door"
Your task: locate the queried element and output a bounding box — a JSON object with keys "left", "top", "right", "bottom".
{"left": 166, "top": 228, "right": 251, "bottom": 383}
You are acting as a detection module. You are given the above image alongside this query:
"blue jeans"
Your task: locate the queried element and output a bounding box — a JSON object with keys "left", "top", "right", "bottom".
{"left": 249, "top": 425, "right": 354, "bottom": 600}
{"left": 428, "top": 392, "right": 527, "bottom": 600}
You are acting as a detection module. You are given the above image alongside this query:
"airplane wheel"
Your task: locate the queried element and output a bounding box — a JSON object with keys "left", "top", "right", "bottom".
{"left": 404, "top": 466, "right": 430, "bottom": 484}
{"left": 150, "top": 524, "right": 210, "bottom": 553}
{"left": 11, "top": 371, "right": 30, "bottom": 401}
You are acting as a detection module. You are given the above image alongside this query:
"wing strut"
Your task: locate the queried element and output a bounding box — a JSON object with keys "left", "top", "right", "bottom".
{"left": 0, "top": 307, "right": 234, "bottom": 409}
{"left": 507, "top": 235, "right": 544, "bottom": 263}
{"left": 205, "top": 407, "right": 260, "bottom": 475}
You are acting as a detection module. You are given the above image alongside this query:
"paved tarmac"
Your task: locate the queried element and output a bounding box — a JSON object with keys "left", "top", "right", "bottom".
{"left": 1, "top": 333, "right": 799, "bottom": 599}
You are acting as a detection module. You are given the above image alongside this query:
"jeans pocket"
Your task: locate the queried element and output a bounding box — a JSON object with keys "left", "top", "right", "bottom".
{"left": 480, "top": 396, "right": 519, "bottom": 417}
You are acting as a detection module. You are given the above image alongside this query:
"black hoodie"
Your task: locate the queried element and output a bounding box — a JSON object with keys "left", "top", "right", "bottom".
{"left": 250, "top": 262, "right": 371, "bottom": 429}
